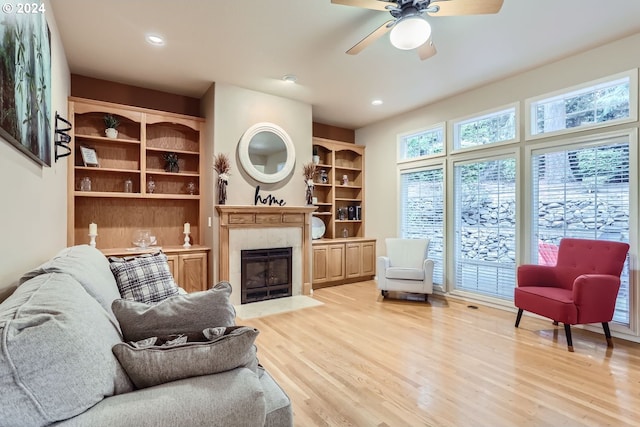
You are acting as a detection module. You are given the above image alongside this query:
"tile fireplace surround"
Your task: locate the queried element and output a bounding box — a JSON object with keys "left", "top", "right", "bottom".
{"left": 216, "top": 205, "right": 316, "bottom": 306}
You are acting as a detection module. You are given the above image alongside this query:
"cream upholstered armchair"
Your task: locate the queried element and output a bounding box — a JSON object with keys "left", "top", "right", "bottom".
{"left": 377, "top": 238, "right": 434, "bottom": 300}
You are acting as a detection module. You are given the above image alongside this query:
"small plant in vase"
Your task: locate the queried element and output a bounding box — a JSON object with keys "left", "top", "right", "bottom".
{"left": 103, "top": 114, "right": 120, "bottom": 139}
{"left": 213, "top": 153, "right": 231, "bottom": 205}
{"left": 163, "top": 152, "right": 179, "bottom": 173}
{"left": 302, "top": 162, "right": 316, "bottom": 205}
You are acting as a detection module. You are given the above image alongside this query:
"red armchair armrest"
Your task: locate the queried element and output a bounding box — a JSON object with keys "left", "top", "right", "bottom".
{"left": 572, "top": 274, "right": 621, "bottom": 323}
{"left": 517, "top": 264, "right": 558, "bottom": 287}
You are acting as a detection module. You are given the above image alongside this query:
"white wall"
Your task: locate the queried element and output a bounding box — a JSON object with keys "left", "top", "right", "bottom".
{"left": 203, "top": 82, "right": 313, "bottom": 281}
{"left": 211, "top": 83, "right": 313, "bottom": 205}
{"left": 359, "top": 32, "right": 640, "bottom": 257}
{"left": 0, "top": 1, "right": 70, "bottom": 299}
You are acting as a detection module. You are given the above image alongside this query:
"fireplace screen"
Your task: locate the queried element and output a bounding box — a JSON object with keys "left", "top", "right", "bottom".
{"left": 240, "top": 247, "right": 292, "bottom": 303}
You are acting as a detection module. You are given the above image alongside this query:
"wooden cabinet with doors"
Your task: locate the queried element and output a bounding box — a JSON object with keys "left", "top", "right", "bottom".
{"left": 105, "top": 247, "right": 210, "bottom": 293}
{"left": 345, "top": 240, "right": 376, "bottom": 279}
{"left": 312, "top": 238, "right": 375, "bottom": 289}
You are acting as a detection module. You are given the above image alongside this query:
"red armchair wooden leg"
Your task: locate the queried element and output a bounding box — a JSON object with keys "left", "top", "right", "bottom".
{"left": 602, "top": 322, "right": 614, "bottom": 348}
{"left": 564, "top": 324, "right": 574, "bottom": 352}
{"left": 515, "top": 309, "right": 523, "bottom": 327}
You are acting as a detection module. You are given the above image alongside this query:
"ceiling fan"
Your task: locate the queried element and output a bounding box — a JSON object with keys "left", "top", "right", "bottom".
{"left": 332, "top": 0, "right": 504, "bottom": 60}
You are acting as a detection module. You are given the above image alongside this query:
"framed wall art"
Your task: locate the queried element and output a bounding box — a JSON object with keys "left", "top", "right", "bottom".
{"left": 0, "top": 1, "right": 52, "bottom": 166}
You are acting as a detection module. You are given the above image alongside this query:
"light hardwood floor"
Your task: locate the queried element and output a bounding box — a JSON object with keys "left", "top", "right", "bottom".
{"left": 243, "top": 281, "right": 640, "bottom": 427}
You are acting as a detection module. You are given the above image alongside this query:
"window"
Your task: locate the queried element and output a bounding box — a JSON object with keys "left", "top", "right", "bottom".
{"left": 398, "top": 124, "right": 444, "bottom": 161}
{"left": 452, "top": 105, "right": 518, "bottom": 150}
{"left": 454, "top": 157, "right": 517, "bottom": 299}
{"left": 527, "top": 70, "right": 637, "bottom": 139}
{"left": 400, "top": 167, "right": 444, "bottom": 286}
{"left": 530, "top": 135, "right": 632, "bottom": 325}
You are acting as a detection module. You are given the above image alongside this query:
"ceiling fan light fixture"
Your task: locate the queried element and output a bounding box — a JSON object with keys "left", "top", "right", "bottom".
{"left": 389, "top": 16, "right": 431, "bottom": 50}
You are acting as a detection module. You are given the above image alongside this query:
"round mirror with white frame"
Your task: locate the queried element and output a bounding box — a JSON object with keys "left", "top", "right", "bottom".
{"left": 238, "top": 122, "right": 296, "bottom": 184}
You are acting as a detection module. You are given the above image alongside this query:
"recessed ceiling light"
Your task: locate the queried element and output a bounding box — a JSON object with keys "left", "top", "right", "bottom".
{"left": 282, "top": 74, "right": 297, "bottom": 84}
{"left": 146, "top": 34, "right": 165, "bottom": 46}
{"left": 371, "top": 99, "right": 383, "bottom": 106}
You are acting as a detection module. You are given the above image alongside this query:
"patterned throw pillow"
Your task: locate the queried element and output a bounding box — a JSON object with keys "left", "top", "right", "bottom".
{"left": 112, "top": 326, "right": 259, "bottom": 389}
{"left": 109, "top": 251, "right": 179, "bottom": 304}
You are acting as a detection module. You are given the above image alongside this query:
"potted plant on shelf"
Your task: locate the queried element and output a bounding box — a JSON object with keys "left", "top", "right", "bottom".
{"left": 103, "top": 114, "right": 120, "bottom": 139}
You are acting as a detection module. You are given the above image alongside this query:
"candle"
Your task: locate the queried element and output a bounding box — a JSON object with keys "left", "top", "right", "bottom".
{"left": 184, "top": 222, "right": 190, "bottom": 233}
{"left": 89, "top": 223, "right": 97, "bottom": 235}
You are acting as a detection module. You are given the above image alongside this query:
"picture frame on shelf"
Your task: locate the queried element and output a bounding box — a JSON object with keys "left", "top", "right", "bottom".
{"left": 80, "top": 146, "right": 99, "bottom": 167}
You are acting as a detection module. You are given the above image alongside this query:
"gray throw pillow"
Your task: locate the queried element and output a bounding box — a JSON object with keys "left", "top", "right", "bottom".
{"left": 112, "top": 281, "right": 236, "bottom": 342}
{"left": 109, "top": 251, "right": 180, "bottom": 304}
{"left": 112, "top": 326, "right": 259, "bottom": 389}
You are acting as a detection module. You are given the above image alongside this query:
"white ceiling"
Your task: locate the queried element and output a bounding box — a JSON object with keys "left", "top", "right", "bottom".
{"left": 50, "top": 0, "right": 640, "bottom": 129}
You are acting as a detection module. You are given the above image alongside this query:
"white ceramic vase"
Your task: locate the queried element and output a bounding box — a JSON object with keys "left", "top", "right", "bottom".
{"left": 105, "top": 128, "right": 118, "bottom": 139}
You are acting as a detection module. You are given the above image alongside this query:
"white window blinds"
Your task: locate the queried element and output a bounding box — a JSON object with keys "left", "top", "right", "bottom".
{"left": 531, "top": 139, "right": 631, "bottom": 324}
{"left": 454, "top": 158, "right": 517, "bottom": 299}
{"left": 400, "top": 167, "right": 444, "bottom": 286}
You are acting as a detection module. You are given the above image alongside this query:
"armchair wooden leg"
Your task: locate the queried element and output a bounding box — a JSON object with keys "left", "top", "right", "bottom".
{"left": 564, "top": 324, "right": 574, "bottom": 352}
{"left": 602, "top": 322, "right": 614, "bottom": 348}
{"left": 515, "top": 309, "right": 523, "bottom": 327}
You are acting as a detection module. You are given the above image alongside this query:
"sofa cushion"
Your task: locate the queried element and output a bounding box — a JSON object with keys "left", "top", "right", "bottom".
{"left": 0, "top": 273, "right": 134, "bottom": 427}
{"left": 19, "top": 245, "right": 121, "bottom": 317}
{"left": 55, "top": 369, "right": 268, "bottom": 427}
{"left": 112, "top": 281, "right": 236, "bottom": 342}
{"left": 113, "top": 326, "right": 259, "bottom": 389}
{"left": 109, "top": 251, "right": 180, "bottom": 304}
{"left": 385, "top": 266, "right": 425, "bottom": 281}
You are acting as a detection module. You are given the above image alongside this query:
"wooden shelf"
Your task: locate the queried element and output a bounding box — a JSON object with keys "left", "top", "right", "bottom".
{"left": 75, "top": 134, "right": 141, "bottom": 144}
{"left": 68, "top": 97, "right": 205, "bottom": 251}
{"left": 146, "top": 146, "right": 199, "bottom": 155}
{"left": 312, "top": 138, "right": 365, "bottom": 239}
{"left": 146, "top": 169, "right": 200, "bottom": 177}
{"left": 75, "top": 166, "right": 140, "bottom": 174}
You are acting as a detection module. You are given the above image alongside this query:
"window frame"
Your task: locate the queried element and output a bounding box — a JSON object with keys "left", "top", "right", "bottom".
{"left": 450, "top": 102, "right": 520, "bottom": 154}
{"left": 447, "top": 147, "right": 520, "bottom": 306}
{"left": 524, "top": 69, "right": 638, "bottom": 141}
{"left": 397, "top": 122, "right": 446, "bottom": 163}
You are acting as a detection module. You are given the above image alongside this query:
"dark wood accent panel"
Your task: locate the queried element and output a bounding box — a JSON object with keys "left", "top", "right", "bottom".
{"left": 71, "top": 74, "right": 202, "bottom": 117}
{"left": 313, "top": 122, "right": 355, "bottom": 143}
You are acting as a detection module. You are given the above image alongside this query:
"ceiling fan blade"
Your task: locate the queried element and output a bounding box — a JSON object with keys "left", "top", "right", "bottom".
{"left": 331, "top": 0, "right": 392, "bottom": 12}
{"left": 427, "top": 0, "right": 503, "bottom": 16}
{"left": 346, "top": 20, "right": 394, "bottom": 55}
{"left": 417, "top": 38, "right": 437, "bottom": 60}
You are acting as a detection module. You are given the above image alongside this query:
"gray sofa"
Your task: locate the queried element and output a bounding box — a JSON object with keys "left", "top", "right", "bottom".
{"left": 0, "top": 245, "right": 293, "bottom": 427}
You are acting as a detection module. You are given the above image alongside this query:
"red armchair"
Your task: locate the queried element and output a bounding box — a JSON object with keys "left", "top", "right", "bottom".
{"left": 515, "top": 238, "right": 629, "bottom": 352}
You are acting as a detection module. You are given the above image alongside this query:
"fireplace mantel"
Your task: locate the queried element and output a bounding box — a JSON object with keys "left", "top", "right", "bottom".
{"left": 216, "top": 205, "right": 316, "bottom": 296}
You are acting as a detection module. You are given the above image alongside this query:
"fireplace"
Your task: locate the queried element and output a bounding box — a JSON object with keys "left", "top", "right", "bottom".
{"left": 241, "top": 247, "right": 292, "bottom": 303}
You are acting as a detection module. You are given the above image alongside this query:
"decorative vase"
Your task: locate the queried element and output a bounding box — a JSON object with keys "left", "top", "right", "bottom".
{"left": 105, "top": 128, "right": 118, "bottom": 139}
{"left": 147, "top": 176, "right": 155, "bottom": 194}
{"left": 217, "top": 178, "right": 227, "bottom": 205}
{"left": 312, "top": 155, "right": 320, "bottom": 165}
{"left": 305, "top": 185, "right": 314, "bottom": 205}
